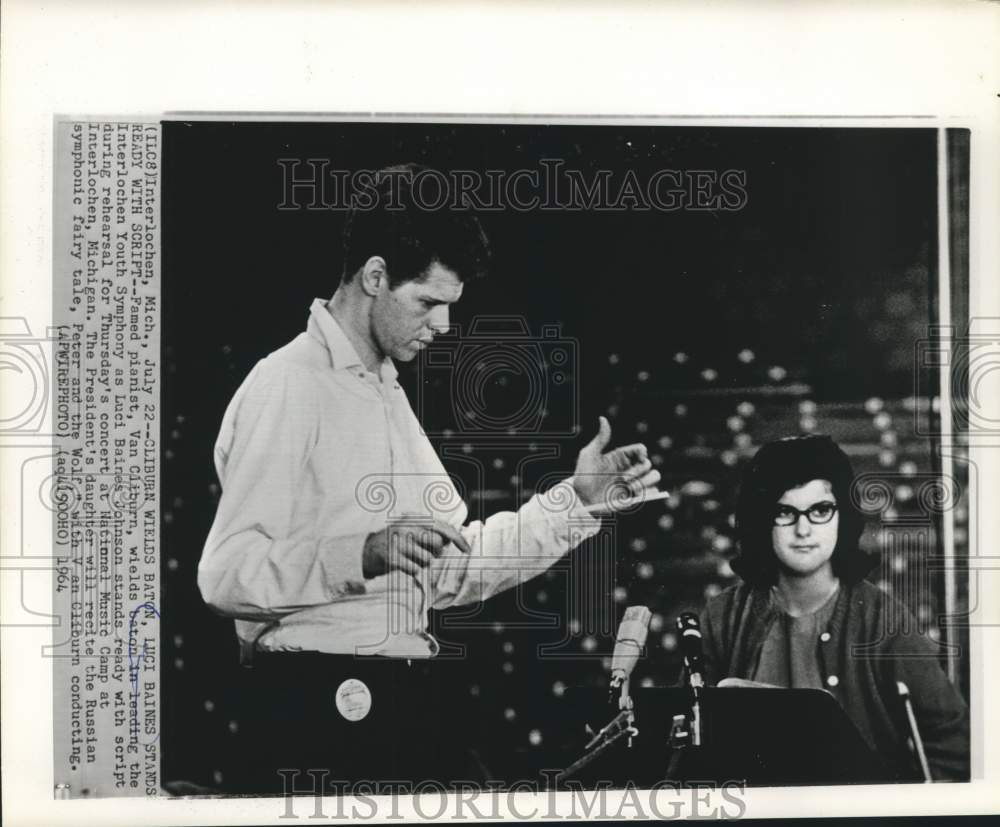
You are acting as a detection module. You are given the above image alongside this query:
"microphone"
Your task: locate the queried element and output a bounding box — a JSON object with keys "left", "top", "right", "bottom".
{"left": 609, "top": 606, "right": 652, "bottom": 689}
{"left": 676, "top": 612, "right": 704, "bottom": 689}
{"left": 897, "top": 681, "right": 932, "bottom": 782}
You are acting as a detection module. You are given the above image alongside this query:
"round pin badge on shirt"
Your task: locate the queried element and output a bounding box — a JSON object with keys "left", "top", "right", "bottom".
{"left": 335, "top": 678, "right": 373, "bottom": 722}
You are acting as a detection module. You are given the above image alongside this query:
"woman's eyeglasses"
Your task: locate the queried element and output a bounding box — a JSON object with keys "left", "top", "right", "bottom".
{"left": 773, "top": 501, "right": 838, "bottom": 526}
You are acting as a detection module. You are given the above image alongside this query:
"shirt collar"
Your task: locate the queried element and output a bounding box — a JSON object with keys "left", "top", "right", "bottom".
{"left": 307, "top": 298, "right": 399, "bottom": 382}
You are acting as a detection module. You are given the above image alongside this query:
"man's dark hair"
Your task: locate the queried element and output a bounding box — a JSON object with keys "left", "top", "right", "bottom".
{"left": 340, "top": 163, "right": 491, "bottom": 288}
{"left": 731, "top": 434, "right": 876, "bottom": 587}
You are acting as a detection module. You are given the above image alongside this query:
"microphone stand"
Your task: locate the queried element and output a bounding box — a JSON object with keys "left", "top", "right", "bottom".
{"left": 663, "top": 665, "right": 704, "bottom": 780}
{"left": 555, "top": 675, "right": 638, "bottom": 785}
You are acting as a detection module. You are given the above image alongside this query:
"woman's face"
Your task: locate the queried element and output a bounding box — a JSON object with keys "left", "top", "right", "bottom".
{"left": 771, "top": 478, "right": 839, "bottom": 580}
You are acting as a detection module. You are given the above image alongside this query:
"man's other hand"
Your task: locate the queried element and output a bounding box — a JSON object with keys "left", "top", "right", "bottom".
{"left": 572, "top": 416, "right": 660, "bottom": 509}
{"left": 362, "top": 517, "right": 472, "bottom": 579}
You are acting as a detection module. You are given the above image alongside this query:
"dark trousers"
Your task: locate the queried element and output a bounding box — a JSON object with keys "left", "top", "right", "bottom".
{"left": 222, "top": 652, "right": 477, "bottom": 796}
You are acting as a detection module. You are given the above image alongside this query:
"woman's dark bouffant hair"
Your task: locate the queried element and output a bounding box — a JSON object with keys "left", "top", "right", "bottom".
{"left": 731, "top": 434, "right": 876, "bottom": 587}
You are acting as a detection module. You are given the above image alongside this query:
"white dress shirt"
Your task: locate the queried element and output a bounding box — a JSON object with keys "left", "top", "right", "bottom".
{"left": 198, "top": 299, "right": 601, "bottom": 658}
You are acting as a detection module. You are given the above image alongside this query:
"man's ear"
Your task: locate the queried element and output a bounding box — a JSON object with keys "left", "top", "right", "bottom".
{"left": 359, "top": 256, "right": 387, "bottom": 297}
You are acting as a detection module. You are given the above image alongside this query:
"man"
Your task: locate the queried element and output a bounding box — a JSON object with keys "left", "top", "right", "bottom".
{"left": 198, "top": 165, "right": 659, "bottom": 793}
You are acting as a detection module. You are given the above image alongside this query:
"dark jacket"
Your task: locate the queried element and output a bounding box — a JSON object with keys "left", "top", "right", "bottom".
{"left": 700, "top": 580, "right": 969, "bottom": 782}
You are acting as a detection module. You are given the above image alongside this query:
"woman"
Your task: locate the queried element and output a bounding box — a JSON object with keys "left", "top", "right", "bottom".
{"left": 701, "top": 435, "right": 969, "bottom": 781}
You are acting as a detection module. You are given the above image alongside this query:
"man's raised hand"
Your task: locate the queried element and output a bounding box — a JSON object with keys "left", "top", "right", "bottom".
{"left": 572, "top": 416, "right": 660, "bottom": 510}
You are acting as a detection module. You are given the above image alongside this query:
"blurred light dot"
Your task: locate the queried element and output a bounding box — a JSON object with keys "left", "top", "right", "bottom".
{"left": 917, "top": 604, "right": 933, "bottom": 622}
{"left": 876, "top": 578, "right": 890, "bottom": 592}
{"left": 173, "top": 634, "right": 184, "bottom": 648}
{"left": 661, "top": 632, "right": 678, "bottom": 651}
{"left": 674, "top": 404, "right": 688, "bottom": 418}
{"left": 637, "top": 562, "right": 654, "bottom": 580}
{"left": 569, "top": 618, "right": 581, "bottom": 635}
{"left": 166, "top": 558, "right": 179, "bottom": 571}
{"left": 528, "top": 729, "right": 543, "bottom": 747}
{"left": 726, "top": 416, "right": 745, "bottom": 433}
{"left": 601, "top": 656, "right": 612, "bottom": 671}
{"left": 735, "top": 433, "right": 753, "bottom": 449}
{"left": 227, "top": 720, "right": 238, "bottom": 734}
{"left": 163, "top": 512, "right": 174, "bottom": 525}
{"left": 637, "top": 370, "right": 650, "bottom": 382}
{"left": 208, "top": 483, "right": 220, "bottom": 496}
{"left": 704, "top": 583, "right": 722, "bottom": 599}
{"left": 536, "top": 590, "right": 548, "bottom": 604}
{"left": 721, "top": 450, "right": 738, "bottom": 467}
{"left": 703, "top": 499, "right": 720, "bottom": 512}
{"left": 712, "top": 535, "right": 733, "bottom": 552}
{"left": 639, "top": 677, "right": 655, "bottom": 688}
{"left": 651, "top": 453, "right": 664, "bottom": 467}
{"left": 880, "top": 431, "right": 898, "bottom": 447}
{"left": 865, "top": 397, "right": 885, "bottom": 414}
{"left": 552, "top": 681, "right": 566, "bottom": 698}
{"left": 896, "top": 484, "right": 914, "bottom": 502}
{"left": 607, "top": 404, "right": 619, "bottom": 417}
{"left": 892, "top": 555, "right": 906, "bottom": 573}
{"left": 502, "top": 661, "right": 514, "bottom": 675}
{"left": 462, "top": 443, "right": 474, "bottom": 455}
{"left": 636, "top": 421, "right": 649, "bottom": 434}
{"left": 203, "top": 699, "right": 215, "bottom": 712}
{"left": 701, "top": 368, "right": 718, "bottom": 383}
{"left": 630, "top": 537, "right": 648, "bottom": 553}
{"left": 442, "top": 428, "right": 454, "bottom": 438}
{"left": 658, "top": 514, "right": 675, "bottom": 531}
{"left": 954, "top": 527, "right": 968, "bottom": 545}
{"left": 658, "top": 435, "right": 673, "bottom": 450}
{"left": 931, "top": 397, "right": 941, "bottom": 413}
{"left": 674, "top": 352, "right": 689, "bottom": 364}
{"left": 165, "top": 449, "right": 174, "bottom": 460}
{"left": 738, "top": 349, "right": 755, "bottom": 364}
{"left": 528, "top": 443, "right": 538, "bottom": 452}
{"left": 681, "top": 480, "right": 714, "bottom": 497}
{"left": 469, "top": 684, "right": 481, "bottom": 697}
{"left": 884, "top": 506, "right": 899, "bottom": 520}
{"left": 799, "top": 400, "right": 817, "bottom": 415}
{"left": 800, "top": 416, "right": 817, "bottom": 432}
{"left": 900, "top": 461, "right": 918, "bottom": 477}
{"left": 879, "top": 450, "right": 896, "bottom": 467}
{"left": 608, "top": 353, "right": 620, "bottom": 365}
{"left": 212, "top": 770, "right": 224, "bottom": 785}
{"left": 174, "top": 658, "right": 184, "bottom": 671}
{"left": 502, "top": 641, "right": 514, "bottom": 655}
{"left": 613, "top": 586, "right": 628, "bottom": 603}
{"left": 737, "top": 401, "right": 755, "bottom": 418}
{"left": 491, "top": 621, "right": 505, "bottom": 634}
{"left": 717, "top": 558, "right": 735, "bottom": 578}
{"left": 509, "top": 474, "right": 522, "bottom": 487}
{"left": 581, "top": 636, "right": 597, "bottom": 652}
{"left": 649, "top": 613, "right": 664, "bottom": 632}
{"left": 873, "top": 412, "right": 893, "bottom": 430}
{"left": 927, "top": 627, "right": 941, "bottom": 641}
{"left": 504, "top": 708, "right": 517, "bottom": 722}
{"left": 492, "top": 458, "right": 505, "bottom": 470}
{"left": 170, "top": 429, "right": 181, "bottom": 440}
{"left": 727, "top": 513, "right": 737, "bottom": 528}
{"left": 767, "top": 366, "right": 787, "bottom": 382}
